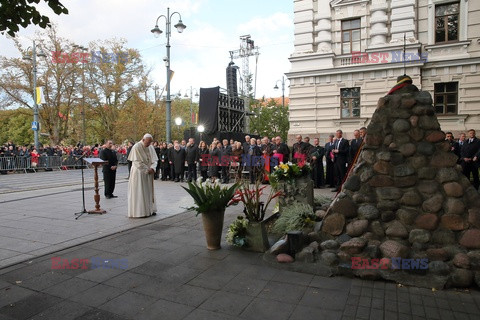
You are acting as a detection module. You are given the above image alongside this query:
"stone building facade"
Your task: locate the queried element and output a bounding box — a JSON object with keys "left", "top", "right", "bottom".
{"left": 287, "top": 0, "right": 480, "bottom": 142}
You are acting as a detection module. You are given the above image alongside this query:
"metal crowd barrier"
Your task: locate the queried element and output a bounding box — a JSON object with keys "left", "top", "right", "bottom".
{"left": 117, "top": 153, "right": 128, "bottom": 165}
{"left": 0, "top": 156, "right": 32, "bottom": 173}
{"left": 0, "top": 153, "right": 128, "bottom": 174}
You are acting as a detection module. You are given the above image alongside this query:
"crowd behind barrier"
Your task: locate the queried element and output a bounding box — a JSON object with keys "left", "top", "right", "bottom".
{"left": 0, "top": 141, "right": 128, "bottom": 174}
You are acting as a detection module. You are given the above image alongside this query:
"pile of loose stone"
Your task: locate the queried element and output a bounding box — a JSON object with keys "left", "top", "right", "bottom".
{"left": 269, "top": 80, "right": 480, "bottom": 289}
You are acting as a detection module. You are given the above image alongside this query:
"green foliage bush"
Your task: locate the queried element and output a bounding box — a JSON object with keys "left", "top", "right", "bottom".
{"left": 272, "top": 202, "right": 317, "bottom": 235}
{"left": 314, "top": 195, "right": 332, "bottom": 208}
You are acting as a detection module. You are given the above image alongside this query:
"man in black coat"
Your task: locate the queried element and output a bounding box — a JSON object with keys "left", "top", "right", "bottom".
{"left": 456, "top": 132, "right": 466, "bottom": 163}
{"left": 242, "top": 135, "right": 251, "bottom": 155}
{"left": 460, "top": 129, "right": 480, "bottom": 190}
{"left": 324, "top": 134, "right": 335, "bottom": 188}
{"left": 100, "top": 140, "right": 118, "bottom": 198}
{"left": 273, "top": 136, "right": 290, "bottom": 163}
{"left": 310, "top": 138, "right": 325, "bottom": 188}
{"left": 349, "top": 129, "right": 363, "bottom": 167}
{"left": 126, "top": 141, "right": 133, "bottom": 179}
{"left": 220, "top": 139, "right": 232, "bottom": 183}
{"left": 292, "top": 135, "right": 309, "bottom": 164}
{"left": 172, "top": 143, "right": 186, "bottom": 182}
{"left": 445, "top": 132, "right": 458, "bottom": 154}
{"left": 332, "top": 130, "right": 349, "bottom": 192}
{"left": 185, "top": 138, "right": 199, "bottom": 182}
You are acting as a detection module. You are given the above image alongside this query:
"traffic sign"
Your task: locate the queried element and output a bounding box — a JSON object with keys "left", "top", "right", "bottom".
{"left": 31, "top": 121, "right": 39, "bottom": 131}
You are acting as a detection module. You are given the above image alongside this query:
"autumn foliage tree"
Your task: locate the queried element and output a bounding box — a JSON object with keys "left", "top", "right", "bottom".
{"left": 0, "top": 26, "right": 162, "bottom": 146}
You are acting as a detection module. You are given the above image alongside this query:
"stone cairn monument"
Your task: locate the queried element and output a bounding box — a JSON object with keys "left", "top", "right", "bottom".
{"left": 312, "top": 76, "right": 480, "bottom": 289}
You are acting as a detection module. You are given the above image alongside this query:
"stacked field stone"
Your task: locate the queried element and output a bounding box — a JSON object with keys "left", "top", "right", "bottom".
{"left": 317, "top": 79, "right": 480, "bottom": 288}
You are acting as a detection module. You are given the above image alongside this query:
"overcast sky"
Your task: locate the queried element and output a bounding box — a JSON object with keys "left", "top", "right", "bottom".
{"left": 0, "top": 0, "right": 293, "bottom": 101}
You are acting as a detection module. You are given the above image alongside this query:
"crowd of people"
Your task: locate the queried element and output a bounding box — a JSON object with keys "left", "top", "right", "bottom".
{"left": 137, "top": 127, "right": 365, "bottom": 192}
{"left": 2, "top": 128, "right": 480, "bottom": 193}
{"left": 0, "top": 141, "right": 128, "bottom": 173}
{"left": 139, "top": 127, "right": 480, "bottom": 192}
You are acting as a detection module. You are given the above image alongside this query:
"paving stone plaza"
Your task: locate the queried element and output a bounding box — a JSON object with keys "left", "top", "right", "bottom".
{"left": 0, "top": 168, "right": 479, "bottom": 320}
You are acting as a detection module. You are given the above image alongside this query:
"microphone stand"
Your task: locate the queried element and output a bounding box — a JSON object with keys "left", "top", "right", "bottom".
{"left": 74, "top": 154, "right": 88, "bottom": 219}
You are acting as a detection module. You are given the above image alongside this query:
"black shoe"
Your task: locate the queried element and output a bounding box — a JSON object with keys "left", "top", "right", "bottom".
{"left": 151, "top": 212, "right": 157, "bottom": 216}
{"left": 105, "top": 195, "right": 112, "bottom": 199}
{"left": 110, "top": 195, "right": 118, "bottom": 198}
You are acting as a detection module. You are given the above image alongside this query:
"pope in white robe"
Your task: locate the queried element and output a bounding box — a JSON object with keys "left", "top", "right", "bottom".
{"left": 127, "top": 134, "right": 158, "bottom": 218}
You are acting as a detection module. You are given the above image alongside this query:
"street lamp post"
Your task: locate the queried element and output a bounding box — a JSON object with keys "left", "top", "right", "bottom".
{"left": 73, "top": 44, "right": 88, "bottom": 146}
{"left": 184, "top": 86, "right": 199, "bottom": 125}
{"left": 274, "top": 75, "right": 286, "bottom": 107}
{"left": 197, "top": 124, "right": 204, "bottom": 142}
{"left": 151, "top": 8, "right": 186, "bottom": 143}
{"left": 23, "top": 41, "right": 46, "bottom": 151}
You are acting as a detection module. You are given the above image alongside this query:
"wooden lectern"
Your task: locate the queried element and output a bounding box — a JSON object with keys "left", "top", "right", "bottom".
{"left": 84, "top": 158, "right": 108, "bottom": 214}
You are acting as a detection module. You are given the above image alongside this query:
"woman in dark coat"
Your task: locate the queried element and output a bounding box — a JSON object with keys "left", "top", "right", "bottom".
{"left": 167, "top": 143, "right": 175, "bottom": 181}
{"left": 231, "top": 141, "right": 244, "bottom": 182}
{"left": 208, "top": 142, "right": 221, "bottom": 182}
{"left": 159, "top": 142, "right": 170, "bottom": 181}
{"left": 153, "top": 141, "right": 161, "bottom": 180}
{"left": 197, "top": 141, "right": 209, "bottom": 182}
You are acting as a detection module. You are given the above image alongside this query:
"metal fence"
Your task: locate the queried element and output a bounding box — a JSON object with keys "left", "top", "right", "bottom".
{"left": 0, "top": 153, "right": 128, "bottom": 173}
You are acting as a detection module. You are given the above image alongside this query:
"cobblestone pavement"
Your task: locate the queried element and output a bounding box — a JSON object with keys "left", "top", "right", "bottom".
{"left": 0, "top": 166, "right": 194, "bottom": 268}
{"left": 0, "top": 210, "right": 479, "bottom": 320}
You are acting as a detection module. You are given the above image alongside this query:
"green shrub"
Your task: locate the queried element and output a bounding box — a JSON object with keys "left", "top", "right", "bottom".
{"left": 272, "top": 202, "right": 317, "bottom": 234}
{"left": 314, "top": 195, "right": 332, "bottom": 208}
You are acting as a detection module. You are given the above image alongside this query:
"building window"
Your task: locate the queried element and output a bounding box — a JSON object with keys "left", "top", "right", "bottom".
{"left": 435, "top": 2, "right": 459, "bottom": 43}
{"left": 434, "top": 82, "right": 458, "bottom": 114}
{"left": 341, "top": 87, "right": 360, "bottom": 118}
{"left": 342, "top": 19, "right": 361, "bottom": 54}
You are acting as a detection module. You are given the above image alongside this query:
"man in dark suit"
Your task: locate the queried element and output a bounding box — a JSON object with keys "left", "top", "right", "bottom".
{"left": 185, "top": 138, "right": 199, "bottom": 182}
{"left": 310, "top": 138, "right": 325, "bottom": 188}
{"left": 332, "top": 130, "right": 349, "bottom": 192}
{"left": 220, "top": 139, "right": 232, "bottom": 183}
{"left": 456, "top": 132, "right": 466, "bottom": 162}
{"left": 349, "top": 129, "right": 363, "bottom": 165}
{"left": 445, "top": 132, "right": 457, "bottom": 152}
{"left": 100, "top": 140, "right": 118, "bottom": 198}
{"left": 325, "top": 134, "right": 335, "bottom": 188}
{"left": 460, "top": 129, "right": 480, "bottom": 190}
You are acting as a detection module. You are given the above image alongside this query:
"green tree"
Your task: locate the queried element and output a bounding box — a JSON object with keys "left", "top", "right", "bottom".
{"left": 0, "top": 108, "right": 33, "bottom": 145}
{"left": 0, "top": 0, "right": 68, "bottom": 37}
{"left": 249, "top": 97, "right": 289, "bottom": 141}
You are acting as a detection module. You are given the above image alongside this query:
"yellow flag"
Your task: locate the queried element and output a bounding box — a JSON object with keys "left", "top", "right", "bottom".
{"left": 36, "top": 87, "right": 46, "bottom": 104}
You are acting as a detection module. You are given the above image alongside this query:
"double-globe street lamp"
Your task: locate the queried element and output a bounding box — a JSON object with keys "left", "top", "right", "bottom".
{"left": 23, "top": 41, "right": 46, "bottom": 151}
{"left": 73, "top": 44, "right": 88, "bottom": 146}
{"left": 274, "top": 75, "right": 287, "bottom": 107}
{"left": 151, "top": 8, "right": 186, "bottom": 143}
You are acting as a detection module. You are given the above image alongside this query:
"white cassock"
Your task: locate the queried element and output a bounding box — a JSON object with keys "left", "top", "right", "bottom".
{"left": 127, "top": 141, "right": 158, "bottom": 218}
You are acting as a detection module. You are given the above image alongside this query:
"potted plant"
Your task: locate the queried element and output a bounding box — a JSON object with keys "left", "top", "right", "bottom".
{"left": 269, "top": 162, "right": 314, "bottom": 211}
{"left": 227, "top": 180, "right": 283, "bottom": 252}
{"left": 182, "top": 179, "right": 237, "bottom": 250}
